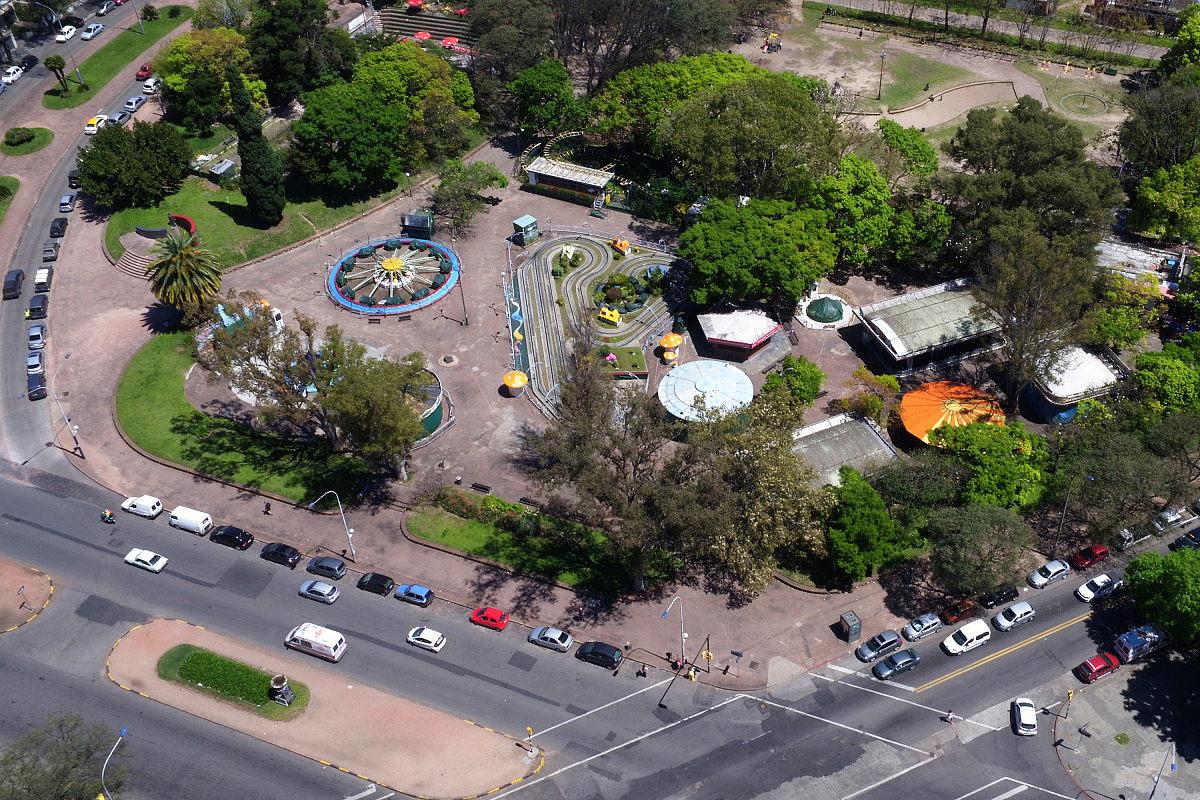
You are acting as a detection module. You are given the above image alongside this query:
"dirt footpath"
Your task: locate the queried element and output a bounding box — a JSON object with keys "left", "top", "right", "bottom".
{"left": 0, "top": 557, "right": 53, "bottom": 632}
{"left": 107, "top": 619, "right": 539, "bottom": 798}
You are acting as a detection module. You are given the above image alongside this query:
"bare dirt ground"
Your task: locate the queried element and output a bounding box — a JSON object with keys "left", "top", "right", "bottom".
{"left": 0, "top": 557, "right": 52, "bottom": 632}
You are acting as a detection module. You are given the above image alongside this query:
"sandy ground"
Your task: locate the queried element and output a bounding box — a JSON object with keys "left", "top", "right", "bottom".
{"left": 0, "top": 556, "right": 53, "bottom": 632}
{"left": 107, "top": 619, "right": 538, "bottom": 797}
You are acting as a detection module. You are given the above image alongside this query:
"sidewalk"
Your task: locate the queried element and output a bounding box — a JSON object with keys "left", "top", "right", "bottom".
{"left": 1054, "top": 661, "right": 1194, "bottom": 800}
{"left": 107, "top": 619, "right": 537, "bottom": 798}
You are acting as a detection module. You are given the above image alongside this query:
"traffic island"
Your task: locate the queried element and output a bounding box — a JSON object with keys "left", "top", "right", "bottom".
{"left": 108, "top": 619, "right": 541, "bottom": 798}
{"left": 0, "top": 556, "right": 53, "bottom": 633}
{"left": 156, "top": 643, "right": 311, "bottom": 721}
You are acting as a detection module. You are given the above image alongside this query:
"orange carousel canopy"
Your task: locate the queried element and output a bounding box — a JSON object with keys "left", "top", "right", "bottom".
{"left": 502, "top": 370, "right": 528, "bottom": 389}
{"left": 898, "top": 380, "right": 1004, "bottom": 444}
{"left": 660, "top": 332, "right": 684, "bottom": 349}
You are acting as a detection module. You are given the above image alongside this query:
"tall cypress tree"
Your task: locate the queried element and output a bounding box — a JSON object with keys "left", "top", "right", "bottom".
{"left": 228, "top": 66, "right": 286, "bottom": 226}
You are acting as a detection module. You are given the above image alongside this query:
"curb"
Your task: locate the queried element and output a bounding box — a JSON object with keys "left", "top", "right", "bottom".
{"left": 1, "top": 564, "right": 53, "bottom": 634}
{"left": 104, "top": 618, "right": 546, "bottom": 800}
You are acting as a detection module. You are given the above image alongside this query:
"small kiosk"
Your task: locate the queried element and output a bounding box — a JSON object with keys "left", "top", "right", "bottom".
{"left": 512, "top": 214, "right": 540, "bottom": 246}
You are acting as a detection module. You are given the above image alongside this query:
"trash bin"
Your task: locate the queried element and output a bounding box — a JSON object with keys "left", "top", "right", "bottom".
{"left": 839, "top": 611, "right": 861, "bottom": 642}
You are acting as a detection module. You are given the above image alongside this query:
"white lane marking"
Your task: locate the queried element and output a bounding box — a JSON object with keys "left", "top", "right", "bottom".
{"left": 821, "top": 661, "right": 918, "bottom": 691}
{"left": 754, "top": 697, "right": 932, "bottom": 755}
{"left": 989, "top": 787, "right": 1029, "bottom": 800}
{"left": 528, "top": 677, "right": 673, "bottom": 740}
{"left": 341, "top": 786, "right": 377, "bottom": 800}
{"left": 810, "top": 672, "right": 1001, "bottom": 731}
{"left": 493, "top": 695, "right": 743, "bottom": 797}
{"left": 826, "top": 663, "right": 856, "bottom": 674}
{"left": 951, "top": 779, "right": 1072, "bottom": 800}
{"left": 842, "top": 755, "right": 938, "bottom": 800}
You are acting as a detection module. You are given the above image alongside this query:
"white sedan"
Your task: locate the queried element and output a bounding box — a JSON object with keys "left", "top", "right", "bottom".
{"left": 81, "top": 23, "right": 105, "bottom": 41}
{"left": 55, "top": 25, "right": 77, "bottom": 42}
{"left": 1075, "top": 573, "right": 1123, "bottom": 603}
{"left": 2, "top": 66, "right": 23, "bottom": 85}
{"left": 407, "top": 626, "right": 446, "bottom": 653}
{"left": 124, "top": 548, "right": 168, "bottom": 573}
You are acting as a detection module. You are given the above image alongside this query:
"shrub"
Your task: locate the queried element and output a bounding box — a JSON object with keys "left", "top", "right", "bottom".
{"left": 4, "top": 128, "right": 35, "bottom": 147}
{"left": 168, "top": 4, "right": 182, "bottom": 16}
{"left": 177, "top": 648, "right": 270, "bottom": 706}
{"left": 141, "top": 3, "right": 159, "bottom": 20}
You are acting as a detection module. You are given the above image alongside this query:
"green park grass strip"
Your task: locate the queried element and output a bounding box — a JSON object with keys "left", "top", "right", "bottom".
{"left": 156, "top": 644, "right": 309, "bottom": 721}
{"left": 170, "top": 122, "right": 236, "bottom": 157}
{"left": 599, "top": 347, "right": 646, "bottom": 372}
{"left": 881, "top": 52, "right": 976, "bottom": 109}
{"left": 0, "top": 177, "right": 19, "bottom": 227}
{"left": 0, "top": 128, "right": 54, "bottom": 156}
{"left": 116, "top": 332, "right": 372, "bottom": 502}
{"left": 43, "top": 7, "right": 193, "bottom": 110}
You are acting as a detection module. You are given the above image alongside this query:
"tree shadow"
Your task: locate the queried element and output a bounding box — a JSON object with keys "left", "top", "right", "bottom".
{"left": 210, "top": 201, "right": 278, "bottom": 232}
{"left": 877, "top": 558, "right": 952, "bottom": 620}
{"left": 140, "top": 303, "right": 184, "bottom": 334}
{"left": 283, "top": 174, "right": 398, "bottom": 209}
{"left": 1119, "top": 654, "right": 1200, "bottom": 762}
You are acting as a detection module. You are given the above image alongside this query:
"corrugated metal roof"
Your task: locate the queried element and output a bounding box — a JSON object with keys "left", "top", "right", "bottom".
{"left": 526, "top": 157, "right": 615, "bottom": 189}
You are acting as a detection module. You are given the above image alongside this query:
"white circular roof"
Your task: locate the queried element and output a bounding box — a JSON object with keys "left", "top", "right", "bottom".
{"left": 657, "top": 359, "right": 754, "bottom": 421}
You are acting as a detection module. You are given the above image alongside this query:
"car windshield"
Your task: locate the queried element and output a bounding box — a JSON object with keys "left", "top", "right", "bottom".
{"left": 1038, "top": 565, "right": 1054, "bottom": 577}
{"left": 952, "top": 630, "right": 969, "bottom": 645}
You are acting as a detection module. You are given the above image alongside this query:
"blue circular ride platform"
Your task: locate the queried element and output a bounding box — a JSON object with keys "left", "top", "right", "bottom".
{"left": 327, "top": 237, "right": 461, "bottom": 316}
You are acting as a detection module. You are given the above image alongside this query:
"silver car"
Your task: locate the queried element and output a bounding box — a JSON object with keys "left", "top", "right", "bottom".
{"left": 27, "top": 324, "right": 46, "bottom": 350}
{"left": 26, "top": 351, "right": 43, "bottom": 374}
{"left": 298, "top": 580, "right": 340, "bottom": 604}
{"left": 902, "top": 612, "right": 943, "bottom": 641}
{"left": 1028, "top": 560, "right": 1071, "bottom": 588}
{"left": 855, "top": 630, "right": 902, "bottom": 662}
{"left": 529, "top": 626, "right": 574, "bottom": 652}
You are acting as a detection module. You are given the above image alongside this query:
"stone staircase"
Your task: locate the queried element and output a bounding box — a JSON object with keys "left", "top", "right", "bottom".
{"left": 377, "top": 9, "right": 474, "bottom": 44}
{"left": 113, "top": 249, "right": 154, "bottom": 279}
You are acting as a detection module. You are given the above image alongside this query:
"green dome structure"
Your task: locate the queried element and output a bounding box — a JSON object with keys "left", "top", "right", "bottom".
{"left": 806, "top": 296, "right": 844, "bottom": 323}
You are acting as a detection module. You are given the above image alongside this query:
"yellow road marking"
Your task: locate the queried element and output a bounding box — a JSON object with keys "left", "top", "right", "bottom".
{"left": 915, "top": 611, "right": 1091, "bottom": 693}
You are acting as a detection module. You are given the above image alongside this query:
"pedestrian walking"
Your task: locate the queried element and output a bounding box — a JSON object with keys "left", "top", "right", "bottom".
{"left": 263, "top": 501, "right": 272, "bottom": 516}
{"left": 943, "top": 709, "right": 954, "bottom": 723}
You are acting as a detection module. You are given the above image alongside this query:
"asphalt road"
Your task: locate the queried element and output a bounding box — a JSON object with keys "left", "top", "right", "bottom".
{"left": 0, "top": 473, "right": 1099, "bottom": 799}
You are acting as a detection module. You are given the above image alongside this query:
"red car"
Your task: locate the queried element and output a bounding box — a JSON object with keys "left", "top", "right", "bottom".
{"left": 135, "top": 62, "right": 152, "bottom": 80}
{"left": 1075, "top": 652, "right": 1120, "bottom": 683}
{"left": 939, "top": 599, "right": 978, "bottom": 625}
{"left": 1069, "top": 544, "right": 1109, "bottom": 570}
{"left": 470, "top": 606, "right": 509, "bottom": 631}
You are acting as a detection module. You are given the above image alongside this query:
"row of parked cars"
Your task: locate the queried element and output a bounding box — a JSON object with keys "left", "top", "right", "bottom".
{"left": 83, "top": 81, "right": 155, "bottom": 136}
{"left": 117, "top": 494, "right": 629, "bottom": 670}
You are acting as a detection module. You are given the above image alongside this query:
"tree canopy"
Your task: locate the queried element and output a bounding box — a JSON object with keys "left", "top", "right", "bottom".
{"left": 762, "top": 355, "right": 825, "bottom": 406}
{"left": 325, "top": 354, "right": 429, "bottom": 479}
{"left": 1161, "top": 5, "right": 1200, "bottom": 77}
{"left": 1126, "top": 549, "right": 1200, "bottom": 647}
{"left": 248, "top": 0, "right": 356, "bottom": 105}
{"left": 432, "top": 159, "right": 509, "bottom": 235}
{"left": 931, "top": 421, "right": 1049, "bottom": 510}
{"left": 506, "top": 59, "right": 582, "bottom": 135}
{"left": 875, "top": 119, "right": 938, "bottom": 187}
{"left": 925, "top": 504, "right": 1035, "bottom": 596}
{"left": 229, "top": 67, "right": 285, "bottom": 225}
{"left": 146, "top": 230, "right": 223, "bottom": 308}
{"left": 824, "top": 466, "right": 909, "bottom": 585}
{"left": 1118, "top": 81, "right": 1200, "bottom": 179}
{"left": 77, "top": 121, "right": 190, "bottom": 210}
{"left": 0, "top": 714, "right": 128, "bottom": 800}
{"left": 154, "top": 27, "right": 266, "bottom": 127}
{"left": 1129, "top": 154, "right": 1200, "bottom": 243}
{"left": 813, "top": 155, "right": 895, "bottom": 268}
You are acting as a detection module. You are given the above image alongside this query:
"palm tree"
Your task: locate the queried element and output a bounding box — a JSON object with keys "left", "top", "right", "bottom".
{"left": 44, "top": 55, "right": 68, "bottom": 93}
{"left": 145, "top": 230, "right": 223, "bottom": 309}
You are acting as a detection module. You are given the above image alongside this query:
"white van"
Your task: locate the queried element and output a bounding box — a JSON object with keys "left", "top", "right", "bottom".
{"left": 121, "top": 495, "right": 163, "bottom": 518}
{"left": 34, "top": 267, "right": 52, "bottom": 292}
{"left": 942, "top": 619, "right": 992, "bottom": 655}
{"left": 285, "top": 622, "right": 347, "bottom": 662}
{"left": 168, "top": 506, "right": 213, "bottom": 535}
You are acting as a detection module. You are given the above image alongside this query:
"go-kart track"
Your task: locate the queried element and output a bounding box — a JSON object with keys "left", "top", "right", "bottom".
{"left": 510, "top": 229, "right": 675, "bottom": 413}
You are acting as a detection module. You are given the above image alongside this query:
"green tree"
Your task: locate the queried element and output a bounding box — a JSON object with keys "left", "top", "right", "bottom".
{"left": 870, "top": 449, "right": 967, "bottom": 528}
{"left": 228, "top": 67, "right": 285, "bottom": 226}
{"left": 931, "top": 421, "right": 1049, "bottom": 510}
{"left": 1130, "top": 154, "right": 1200, "bottom": 243}
{"left": 837, "top": 366, "right": 901, "bottom": 426}
{"left": 680, "top": 199, "right": 837, "bottom": 315}
{"left": 824, "top": 466, "right": 907, "bottom": 585}
{"left": 1126, "top": 549, "right": 1200, "bottom": 646}
{"left": 1132, "top": 352, "right": 1200, "bottom": 414}
{"left": 1118, "top": 81, "right": 1200, "bottom": 179}
{"left": 0, "top": 714, "right": 128, "bottom": 800}
{"left": 43, "top": 54, "right": 68, "bottom": 93}
{"left": 925, "top": 504, "right": 1035, "bottom": 596}
{"left": 1081, "top": 272, "right": 1160, "bottom": 350}
{"left": 468, "top": 0, "right": 555, "bottom": 123}
{"left": 506, "top": 59, "right": 582, "bottom": 135}
{"left": 431, "top": 159, "right": 509, "bottom": 235}
{"left": 248, "top": 0, "right": 355, "bottom": 105}
{"left": 763, "top": 355, "right": 825, "bottom": 406}
{"left": 155, "top": 27, "right": 266, "bottom": 125}
{"left": 146, "top": 230, "right": 223, "bottom": 308}
{"left": 661, "top": 73, "right": 843, "bottom": 199}
{"left": 326, "top": 355, "right": 428, "bottom": 479}
{"left": 813, "top": 154, "right": 895, "bottom": 268}
{"left": 887, "top": 194, "right": 952, "bottom": 269}
{"left": 194, "top": 0, "right": 254, "bottom": 29}
{"left": 177, "top": 67, "right": 224, "bottom": 133}
{"left": 1161, "top": 5, "right": 1200, "bottom": 76}
{"left": 875, "top": 119, "right": 938, "bottom": 188}
{"left": 77, "top": 121, "right": 190, "bottom": 210}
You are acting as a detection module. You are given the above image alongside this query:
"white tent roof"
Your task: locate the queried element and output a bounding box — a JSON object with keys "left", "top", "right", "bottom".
{"left": 1036, "top": 346, "right": 1122, "bottom": 405}
{"left": 697, "top": 310, "right": 781, "bottom": 348}
{"left": 657, "top": 359, "right": 754, "bottom": 421}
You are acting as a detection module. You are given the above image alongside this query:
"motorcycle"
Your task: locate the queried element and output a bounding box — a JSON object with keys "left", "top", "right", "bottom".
{"left": 101, "top": 510, "right": 116, "bottom": 524}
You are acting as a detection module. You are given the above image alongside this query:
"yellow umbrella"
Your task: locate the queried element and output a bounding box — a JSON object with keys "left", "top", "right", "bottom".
{"left": 898, "top": 381, "right": 1004, "bottom": 444}
{"left": 662, "top": 350, "right": 678, "bottom": 363}
{"left": 660, "top": 332, "right": 684, "bottom": 349}
{"left": 502, "top": 370, "right": 528, "bottom": 389}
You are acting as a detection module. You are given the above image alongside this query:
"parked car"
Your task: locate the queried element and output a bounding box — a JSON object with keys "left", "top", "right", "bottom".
{"left": 26, "top": 373, "right": 47, "bottom": 401}
{"left": 3, "top": 269, "right": 24, "bottom": 299}
{"left": 18, "top": 55, "right": 37, "bottom": 71}
{"left": 356, "top": 572, "right": 395, "bottom": 595}
{"left": 298, "top": 580, "right": 340, "bottom": 604}
{"left": 942, "top": 619, "right": 991, "bottom": 655}
{"left": 394, "top": 583, "right": 434, "bottom": 606}
{"left": 978, "top": 586, "right": 1019, "bottom": 609}
{"left": 1010, "top": 698, "right": 1037, "bottom": 736}
{"left": 872, "top": 648, "right": 920, "bottom": 681}
{"left": 1168, "top": 530, "right": 1200, "bottom": 551}
{"left": 59, "top": 193, "right": 77, "bottom": 212}
{"left": 901, "top": 612, "right": 943, "bottom": 642}
{"left": 26, "top": 352, "right": 43, "bottom": 375}
{"left": 124, "top": 548, "right": 167, "bottom": 573}
{"left": 124, "top": 94, "right": 146, "bottom": 113}
{"left": 67, "top": 169, "right": 81, "bottom": 189}
{"left": 855, "top": 630, "right": 902, "bottom": 662}
{"left": 27, "top": 323, "right": 47, "bottom": 350}
{"left": 1118, "top": 523, "right": 1153, "bottom": 551}
{"left": 993, "top": 601, "right": 1035, "bottom": 631}
{"left": 26, "top": 295, "right": 48, "bottom": 319}
{"left": 1074, "top": 652, "right": 1120, "bottom": 683}
{"left": 939, "top": 599, "right": 977, "bottom": 625}
{"left": 306, "top": 555, "right": 346, "bottom": 580}
{"left": 135, "top": 62, "right": 152, "bottom": 80}
{"left": 1028, "top": 560, "right": 1071, "bottom": 588}
{"left": 470, "top": 606, "right": 510, "bottom": 631}
{"left": 142, "top": 76, "right": 162, "bottom": 94}
{"left": 209, "top": 525, "right": 254, "bottom": 550}
{"left": 120, "top": 495, "right": 162, "bottom": 518}
{"left": 55, "top": 25, "right": 77, "bottom": 42}
{"left": 1075, "top": 573, "right": 1123, "bottom": 603}
{"left": 49, "top": 217, "right": 68, "bottom": 238}
{"left": 1068, "top": 544, "right": 1109, "bottom": 571}
{"left": 1, "top": 66, "right": 22, "bottom": 85}
{"left": 407, "top": 626, "right": 446, "bottom": 653}
{"left": 84, "top": 115, "right": 109, "bottom": 135}
{"left": 529, "top": 626, "right": 574, "bottom": 653}
{"left": 1152, "top": 506, "right": 1187, "bottom": 532}
{"left": 80, "top": 23, "right": 104, "bottom": 40}
{"left": 97, "top": 1, "right": 115, "bottom": 15}
{"left": 42, "top": 241, "right": 59, "bottom": 262}
{"left": 108, "top": 110, "right": 131, "bottom": 126}
{"left": 575, "top": 641, "right": 623, "bottom": 669}
{"left": 260, "top": 542, "right": 301, "bottom": 568}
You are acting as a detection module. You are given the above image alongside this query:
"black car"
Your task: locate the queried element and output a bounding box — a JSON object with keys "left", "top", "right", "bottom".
{"left": 979, "top": 586, "right": 1019, "bottom": 609}
{"left": 260, "top": 542, "right": 301, "bottom": 568}
{"left": 1169, "top": 530, "right": 1200, "bottom": 551}
{"left": 306, "top": 555, "right": 347, "bottom": 580}
{"left": 19, "top": 54, "right": 38, "bottom": 71}
{"left": 3, "top": 269, "right": 23, "bottom": 300}
{"left": 210, "top": 525, "right": 254, "bottom": 550}
{"left": 26, "top": 295, "right": 48, "bottom": 319}
{"left": 49, "top": 217, "right": 68, "bottom": 238}
{"left": 67, "top": 169, "right": 81, "bottom": 189}
{"left": 61, "top": 15, "right": 85, "bottom": 27}
{"left": 26, "top": 373, "right": 47, "bottom": 401}
{"left": 575, "top": 641, "right": 624, "bottom": 669}
{"left": 357, "top": 572, "right": 395, "bottom": 595}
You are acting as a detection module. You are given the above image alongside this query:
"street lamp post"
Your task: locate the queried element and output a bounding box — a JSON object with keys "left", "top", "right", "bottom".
{"left": 49, "top": 352, "right": 83, "bottom": 458}
{"left": 877, "top": 52, "right": 886, "bottom": 101}
{"left": 100, "top": 726, "right": 127, "bottom": 800}
{"left": 661, "top": 596, "right": 687, "bottom": 667}
{"left": 20, "top": 1, "right": 83, "bottom": 84}
{"left": 307, "top": 490, "right": 356, "bottom": 561}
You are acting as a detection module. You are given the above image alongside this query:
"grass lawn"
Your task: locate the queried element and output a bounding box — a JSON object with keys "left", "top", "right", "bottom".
{"left": 598, "top": 346, "right": 646, "bottom": 372}
{"left": 116, "top": 332, "right": 372, "bottom": 502}
{"left": 157, "top": 644, "right": 309, "bottom": 721}
{"left": 882, "top": 52, "right": 976, "bottom": 109}
{"left": 1014, "top": 62, "right": 1123, "bottom": 143}
{"left": 169, "top": 122, "right": 236, "bottom": 157}
{"left": 106, "top": 176, "right": 406, "bottom": 266}
{"left": 43, "top": 7, "right": 193, "bottom": 110}
{"left": 0, "top": 177, "right": 19, "bottom": 227}
{"left": 1, "top": 128, "right": 54, "bottom": 156}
